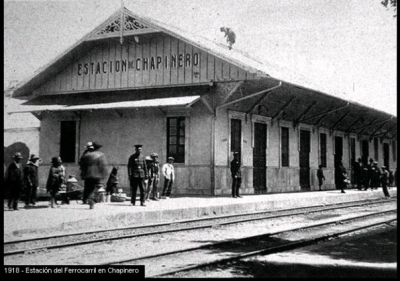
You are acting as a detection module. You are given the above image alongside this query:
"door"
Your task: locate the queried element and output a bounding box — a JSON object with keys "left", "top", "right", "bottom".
{"left": 383, "top": 143, "right": 390, "bottom": 170}
{"left": 231, "top": 119, "right": 242, "bottom": 162}
{"left": 335, "top": 136, "right": 344, "bottom": 189}
{"left": 361, "top": 139, "right": 369, "bottom": 166}
{"left": 253, "top": 123, "right": 267, "bottom": 193}
{"left": 300, "top": 130, "right": 311, "bottom": 190}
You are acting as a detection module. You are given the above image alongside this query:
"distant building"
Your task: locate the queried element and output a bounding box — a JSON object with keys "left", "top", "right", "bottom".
{"left": 9, "top": 7, "right": 397, "bottom": 195}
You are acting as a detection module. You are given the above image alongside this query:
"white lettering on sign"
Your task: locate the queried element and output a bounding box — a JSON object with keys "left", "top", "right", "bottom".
{"left": 77, "top": 53, "right": 199, "bottom": 75}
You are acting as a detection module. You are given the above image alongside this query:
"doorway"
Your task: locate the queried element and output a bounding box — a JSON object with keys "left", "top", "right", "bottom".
{"left": 383, "top": 142, "right": 390, "bottom": 170}
{"left": 253, "top": 123, "right": 267, "bottom": 193}
{"left": 299, "top": 130, "right": 311, "bottom": 190}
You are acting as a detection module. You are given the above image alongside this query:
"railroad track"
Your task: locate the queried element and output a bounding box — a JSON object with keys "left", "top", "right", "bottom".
{"left": 107, "top": 210, "right": 397, "bottom": 277}
{"left": 4, "top": 197, "right": 396, "bottom": 257}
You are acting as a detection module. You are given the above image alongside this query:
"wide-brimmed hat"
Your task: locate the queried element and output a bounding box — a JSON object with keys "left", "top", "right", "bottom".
{"left": 134, "top": 144, "right": 143, "bottom": 148}
{"left": 145, "top": 156, "right": 152, "bottom": 161}
{"left": 29, "top": 154, "right": 40, "bottom": 161}
{"left": 13, "top": 152, "right": 23, "bottom": 159}
{"left": 51, "top": 157, "right": 62, "bottom": 164}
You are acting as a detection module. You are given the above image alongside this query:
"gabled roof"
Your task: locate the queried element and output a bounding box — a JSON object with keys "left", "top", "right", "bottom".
{"left": 12, "top": 6, "right": 396, "bottom": 121}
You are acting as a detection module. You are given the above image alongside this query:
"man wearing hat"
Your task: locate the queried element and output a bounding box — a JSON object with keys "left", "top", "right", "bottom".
{"left": 147, "top": 153, "right": 160, "bottom": 201}
{"left": 5, "top": 152, "right": 24, "bottom": 210}
{"left": 128, "top": 145, "right": 148, "bottom": 206}
{"left": 353, "top": 158, "right": 363, "bottom": 191}
{"left": 79, "top": 141, "right": 108, "bottom": 209}
{"left": 79, "top": 142, "right": 95, "bottom": 203}
{"left": 380, "top": 166, "right": 390, "bottom": 198}
{"left": 24, "top": 154, "right": 41, "bottom": 206}
{"left": 230, "top": 152, "right": 242, "bottom": 198}
{"left": 370, "top": 161, "right": 381, "bottom": 190}
{"left": 161, "top": 156, "right": 175, "bottom": 198}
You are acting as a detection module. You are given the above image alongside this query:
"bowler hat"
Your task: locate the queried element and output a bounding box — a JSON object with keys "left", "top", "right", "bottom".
{"left": 92, "top": 141, "right": 102, "bottom": 150}
{"left": 51, "top": 157, "right": 62, "bottom": 164}
{"left": 13, "top": 152, "right": 23, "bottom": 159}
{"left": 134, "top": 144, "right": 143, "bottom": 148}
{"left": 167, "top": 157, "right": 175, "bottom": 161}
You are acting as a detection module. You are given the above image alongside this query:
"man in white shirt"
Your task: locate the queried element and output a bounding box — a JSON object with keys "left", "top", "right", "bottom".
{"left": 161, "top": 157, "right": 175, "bottom": 198}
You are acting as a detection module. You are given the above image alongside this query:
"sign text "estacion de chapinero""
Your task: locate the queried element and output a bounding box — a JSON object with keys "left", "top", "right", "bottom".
{"left": 77, "top": 53, "right": 200, "bottom": 75}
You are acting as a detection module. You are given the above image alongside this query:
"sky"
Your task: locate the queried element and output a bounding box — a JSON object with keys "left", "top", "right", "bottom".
{"left": 4, "top": 0, "right": 397, "bottom": 116}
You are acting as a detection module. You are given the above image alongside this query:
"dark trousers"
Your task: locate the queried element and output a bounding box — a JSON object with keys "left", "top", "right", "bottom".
{"left": 85, "top": 178, "right": 98, "bottom": 206}
{"left": 147, "top": 175, "right": 159, "bottom": 199}
{"left": 162, "top": 178, "right": 173, "bottom": 197}
{"left": 382, "top": 182, "right": 390, "bottom": 197}
{"left": 232, "top": 177, "right": 241, "bottom": 197}
{"left": 8, "top": 185, "right": 22, "bottom": 210}
{"left": 25, "top": 184, "right": 37, "bottom": 205}
{"left": 355, "top": 174, "right": 362, "bottom": 190}
{"left": 130, "top": 177, "right": 145, "bottom": 204}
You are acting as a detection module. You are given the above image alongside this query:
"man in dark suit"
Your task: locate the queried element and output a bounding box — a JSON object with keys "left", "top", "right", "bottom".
{"left": 353, "top": 158, "right": 363, "bottom": 190}
{"left": 230, "top": 152, "right": 242, "bottom": 198}
{"left": 128, "top": 144, "right": 148, "bottom": 206}
{"left": 5, "top": 152, "right": 24, "bottom": 210}
{"left": 24, "top": 154, "right": 41, "bottom": 206}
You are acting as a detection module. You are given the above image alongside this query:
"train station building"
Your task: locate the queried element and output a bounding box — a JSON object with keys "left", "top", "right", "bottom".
{"left": 10, "top": 7, "right": 397, "bottom": 196}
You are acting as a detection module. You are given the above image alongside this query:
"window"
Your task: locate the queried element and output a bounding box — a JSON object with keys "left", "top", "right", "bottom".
{"left": 374, "top": 137, "right": 379, "bottom": 161}
{"left": 393, "top": 141, "right": 397, "bottom": 162}
{"left": 281, "top": 127, "right": 289, "bottom": 167}
{"left": 320, "top": 133, "right": 327, "bottom": 168}
{"left": 167, "top": 117, "right": 185, "bottom": 163}
{"left": 60, "top": 121, "right": 76, "bottom": 163}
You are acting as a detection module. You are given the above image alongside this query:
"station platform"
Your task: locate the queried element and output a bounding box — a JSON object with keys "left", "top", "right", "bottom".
{"left": 3, "top": 188, "right": 397, "bottom": 242}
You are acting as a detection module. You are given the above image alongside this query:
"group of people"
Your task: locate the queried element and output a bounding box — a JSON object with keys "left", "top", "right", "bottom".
{"left": 126, "top": 144, "right": 175, "bottom": 207}
{"left": 317, "top": 157, "right": 395, "bottom": 198}
{"left": 4, "top": 152, "right": 67, "bottom": 210}
{"left": 78, "top": 142, "right": 176, "bottom": 209}
{"left": 5, "top": 152, "right": 40, "bottom": 210}
{"left": 5, "top": 148, "right": 396, "bottom": 211}
{"left": 353, "top": 158, "right": 394, "bottom": 198}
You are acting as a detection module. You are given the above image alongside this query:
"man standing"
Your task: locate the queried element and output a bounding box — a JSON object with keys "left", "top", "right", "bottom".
{"left": 79, "top": 141, "right": 108, "bottom": 209}
{"left": 148, "top": 153, "right": 160, "bottom": 201}
{"left": 353, "top": 158, "right": 363, "bottom": 190}
{"left": 5, "top": 152, "right": 24, "bottom": 210}
{"left": 162, "top": 157, "right": 175, "bottom": 199}
{"left": 380, "top": 166, "right": 390, "bottom": 199}
{"left": 24, "top": 154, "right": 41, "bottom": 206}
{"left": 128, "top": 144, "right": 148, "bottom": 206}
{"left": 79, "top": 142, "right": 95, "bottom": 204}
{"left": 317, "top": 165, "right": 325, "bottom": 191}
{"left": 230, "top": 152, "right": 242, "bottom": 198}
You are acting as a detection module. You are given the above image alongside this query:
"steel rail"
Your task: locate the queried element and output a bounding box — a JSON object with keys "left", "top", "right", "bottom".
{"left": 151, "top": 217, "right": 397, "bottom": 277}
{"left": 4, "top": 198, "right": 396, "bottom": 256}
{"left": 5, "top": 196, "right": 395, "bottom": 245}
